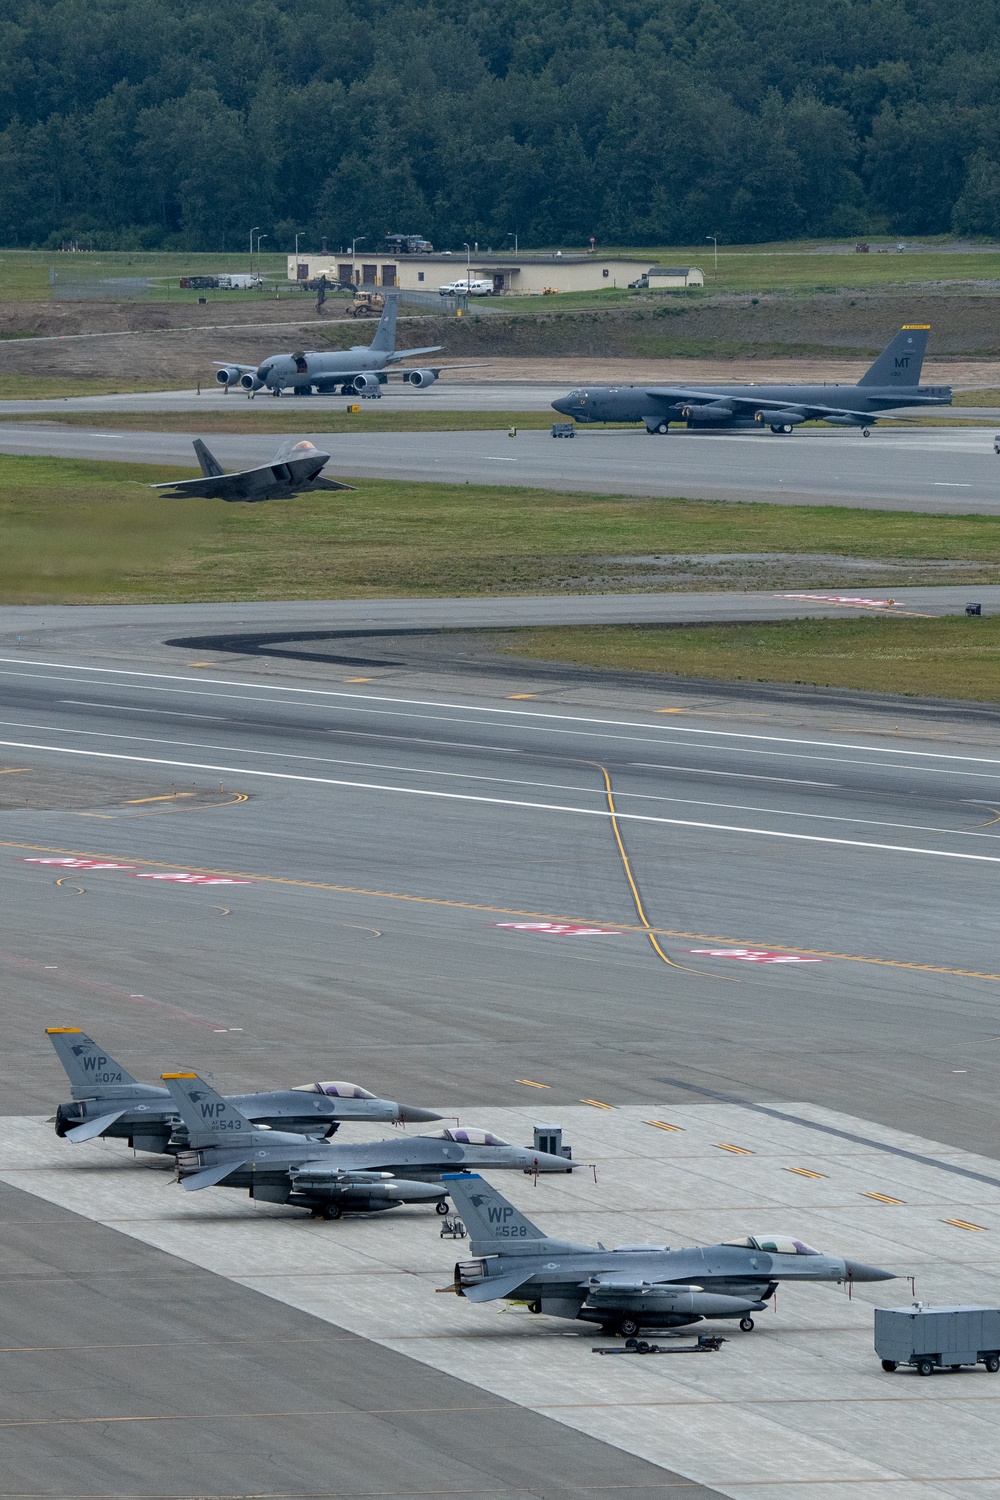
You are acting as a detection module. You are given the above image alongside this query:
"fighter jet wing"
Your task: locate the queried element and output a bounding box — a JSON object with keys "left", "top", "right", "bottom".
{"left": 150, "top": 465, "right": 355, "bottom": 501}
{"left": 461, "top": 1268, "right": 539, "bottom": 1303}
{"left": 180, "top": 1158, "right": 251, "bottom": 1191}
{"left": 64, "top": 1109, "right": 128, "bottom": 1143}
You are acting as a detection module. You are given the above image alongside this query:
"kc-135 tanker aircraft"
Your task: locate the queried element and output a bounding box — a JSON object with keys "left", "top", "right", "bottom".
{"left": 552, "top": 325, "right": 951, "bottom": 434}
{"left": 213, "top": 293, "right": 475, "bottom": 397}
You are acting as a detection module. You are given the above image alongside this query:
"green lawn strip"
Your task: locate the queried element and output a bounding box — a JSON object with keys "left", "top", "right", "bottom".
{"left": 8, "top": 409, "right": 560, "bottom": 434}
{"left": 3, "top": 452, "right": 1000, "bottom": 604}
{"left": 0, "top": 376, "right": 194, "bottom": 399}
{"left": 499, "top": 618, "right": 1000, "bottom": 701}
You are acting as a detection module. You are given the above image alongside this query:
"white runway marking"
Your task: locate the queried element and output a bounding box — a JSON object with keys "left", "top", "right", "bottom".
{"left": 2, "top": 732, "right": 1000, "bottom": 864}
{"left": 4, "top": 1103, "right": 999, "bottom": 1500}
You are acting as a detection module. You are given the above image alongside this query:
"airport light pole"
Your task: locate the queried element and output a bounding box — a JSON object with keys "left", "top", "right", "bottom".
{"left": 294, "top": 232, "right": 302, "bottom": 258}
{"left": 506, "top": 232, "right": 518, "bottom": 256}
{"left": 463, "top": 242, "right": 471, "bottom": 289}
{"left": 706, "top": 235, "right": 718, "bottom": 275}
{"left": 250, "top": 226, "right": 260, "bottom": 277}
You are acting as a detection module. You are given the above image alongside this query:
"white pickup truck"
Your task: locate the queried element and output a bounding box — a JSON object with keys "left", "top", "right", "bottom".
{"left": 439, "top": 278, "right": 494, "bottom": 296}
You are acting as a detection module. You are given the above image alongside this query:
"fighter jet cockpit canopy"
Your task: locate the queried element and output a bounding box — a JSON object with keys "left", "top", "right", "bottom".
{"left": 420, "top": 1127, "right": 509, "bottom": 1146}
{"left": 292, "top": 1081, "right": 380, "bottom": 1100}
{"left": 724, "top": 1235, "right": 821, "bottom": 1255}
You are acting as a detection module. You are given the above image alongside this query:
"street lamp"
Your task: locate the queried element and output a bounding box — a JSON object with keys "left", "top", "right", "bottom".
{"left": 249, "top": 226, "right": 260, "bottom": 276}
{"left": 506, "top": 232, "right": 518, "bottom": 256}
{"left": 351, "top": 235, "right": 366, "bottom": 256}
{"left": 463, "top": 242, "right": 471, "bottom": 290}
{"left": 255, "top": 232, "right": 268, "bottom": 257}
{"left": 294, "top": 232, "right": 303, "bottom": 258}
{"left": 706, "top": 235, "right": 718, "bottom": 274}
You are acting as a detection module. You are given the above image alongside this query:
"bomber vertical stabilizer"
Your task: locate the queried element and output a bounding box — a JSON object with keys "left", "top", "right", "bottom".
{"left": 857, "top": 326, "right": 929, "bottom": 387}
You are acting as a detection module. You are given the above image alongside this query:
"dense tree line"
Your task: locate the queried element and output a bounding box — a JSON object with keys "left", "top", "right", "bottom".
{"left": 1, "top": 0, "right": 998, "bottom": 250}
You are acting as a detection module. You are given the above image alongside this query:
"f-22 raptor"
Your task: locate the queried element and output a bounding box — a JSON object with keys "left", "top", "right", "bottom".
{"left": 443, "top": 1175, "right": 894, "bottom": 1336}
{"left": 150, "top": 437, "right": 353, "bottom": 502}
{"left": 215, "top": 295, "right": 452, "bottom": 398}
{"left": 552, "top": 326, "right": 951, "bottom": 435}
{"left": 47, "top": 1027, "right": 441, "bottom": 1154}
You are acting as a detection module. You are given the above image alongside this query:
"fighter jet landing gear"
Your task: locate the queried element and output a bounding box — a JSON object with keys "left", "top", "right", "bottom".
{"left": 739, "top": 1315, "right": 755, "bottom": 1332}
{"left": 310, "top": 1203, "right": 342, "bottom": 1220}
{"left": 862, "top": 427, "right": 871, "bottom": 437}
{"left": 770, "top": 423, "right": 794, "bottom": 435}
{"left": 435, "top": 1199, "right": 450, "bottom": 1215}
{"left": 617, "top": 1316, "right": 641, "bottom": 1338}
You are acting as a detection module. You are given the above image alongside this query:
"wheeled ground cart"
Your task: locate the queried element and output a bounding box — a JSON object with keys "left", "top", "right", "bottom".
{"left": 875, "top": 1305, "right": 1000, "bottom": 1375}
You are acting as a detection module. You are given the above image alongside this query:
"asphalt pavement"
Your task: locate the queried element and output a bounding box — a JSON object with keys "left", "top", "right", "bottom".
{"left": 5, "top": 620, "right": 1000, "bottom": 1496}
{"left": 4, "top": 419, "right": 1000, "bottom": 510}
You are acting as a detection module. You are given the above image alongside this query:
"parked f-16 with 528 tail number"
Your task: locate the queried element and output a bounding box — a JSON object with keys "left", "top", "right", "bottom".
{"left": 551, "top": 326, "right": 950, "bottom": 435}
{"left": 442, "top": 1175, "right": 894, "bottom": 1337}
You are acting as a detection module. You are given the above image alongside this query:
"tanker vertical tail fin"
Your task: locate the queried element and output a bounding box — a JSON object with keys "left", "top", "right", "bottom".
{"left": 369, "top": 294, "right": 398, "bottom": 353}
{"left": 857, "top": 326, "right": 929, "bottom": 387}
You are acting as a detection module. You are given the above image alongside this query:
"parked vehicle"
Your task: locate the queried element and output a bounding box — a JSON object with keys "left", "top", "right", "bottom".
{"left": 438, "top": 279, "right": 493, "bottom": 296}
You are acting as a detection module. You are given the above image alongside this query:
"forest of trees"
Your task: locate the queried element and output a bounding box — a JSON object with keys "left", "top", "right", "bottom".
{"left": 1, "top": 0, "right": 999, "bottom": 251}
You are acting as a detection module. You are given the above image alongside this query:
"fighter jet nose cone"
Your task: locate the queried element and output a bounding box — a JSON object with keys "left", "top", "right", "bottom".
{"left": 844, "top": 1260, "right": 896, "bottom": 1282}
{"left": 397, "top": 1104, "right": 444, "bottom": 1123}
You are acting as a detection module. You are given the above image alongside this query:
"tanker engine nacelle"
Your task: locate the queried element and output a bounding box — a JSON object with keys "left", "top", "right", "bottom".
{"left": 351, "top": 372, "right": 382, "bottom": 397}
{"left": 239, "top": 371, "right": 264, "bottom": 392}
{"left": 404, "top": 368, "right": 438, "bottom": 388}
{"left": 216, "top": 366, "right": 245, "bottom": 387}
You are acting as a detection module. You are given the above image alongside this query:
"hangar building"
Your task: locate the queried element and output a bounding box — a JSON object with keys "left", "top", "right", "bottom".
{"left": 286, "top": 252, "right": 704, "bottom": 296}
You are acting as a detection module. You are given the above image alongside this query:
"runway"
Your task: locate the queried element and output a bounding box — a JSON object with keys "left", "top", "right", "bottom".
{"left": 4, "top": 619, "right": 1000, "bottom": 1496}
{"left": 3, "top": 419, "right": 1000, "bottom": 510}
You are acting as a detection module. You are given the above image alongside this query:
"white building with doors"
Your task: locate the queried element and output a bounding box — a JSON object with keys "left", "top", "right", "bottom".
{"left": 287, "top": 251, "right": 702, "bottom": 295}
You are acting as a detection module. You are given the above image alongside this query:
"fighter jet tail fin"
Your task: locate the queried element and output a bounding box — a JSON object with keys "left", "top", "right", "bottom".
{"left": 442, "top": 1173, "right": 548, "bottom": 1254}
{"left": 46, "top": 1028, "right": 140, "bottom": 1099}
{"left": 369, "top": 294, "right": 398, "bottom": 354}
{"left": 193, "top": 439, "right": 227, "bottom": 478}
{"left": 857, "top": 326, "right": 929, "bottom": 388}
{"left": 161, "top": 1071, "right": 254, "bottom": 1149}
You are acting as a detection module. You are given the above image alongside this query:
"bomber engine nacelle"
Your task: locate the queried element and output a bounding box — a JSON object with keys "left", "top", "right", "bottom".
{"left": 239, "top": 371, "right": 264, "bottom": 392}
{"left": 405, "top": 368, "right": 438, "bottom": 388}
{"left": 822, "top": 413, "right": 868, "bottom": 427}
{"left": 754, "top": 409, "right": 806, "bottom": 426}
{"left": 682, "top": 401, "right": 734, "bottom": 420}
{"left": 351, "top": 372, "right": 382, "bottom": 396}
{"left": 215, "top": 367, "right": 244, "bottom": 387}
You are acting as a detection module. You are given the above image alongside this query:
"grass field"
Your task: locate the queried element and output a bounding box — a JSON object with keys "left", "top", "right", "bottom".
{"left": 501, "top": 617, "right": 1000, "bottom": 702}
{"left": 3, "top": 241, "right": 1000, "bottom": 305}
{"left": 5, "top": 453, "right": 1000, "bottom": 605}
{"left": 0, "top": 376, "right": 193, "bottom": 399}
{"left": 8, "top": 410, "right": 560, "bottom": 434}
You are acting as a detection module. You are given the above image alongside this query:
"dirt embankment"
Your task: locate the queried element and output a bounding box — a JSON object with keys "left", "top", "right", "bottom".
{"left": 0, "top": 290, "right": 997, "bottom": 387}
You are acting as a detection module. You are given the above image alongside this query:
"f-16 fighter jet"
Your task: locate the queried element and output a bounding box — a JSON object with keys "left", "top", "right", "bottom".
{"left": 214, "top": 294, "right": 449, "bottom": 398}
{"left": 47, "top": 1028, "right": 441, "bottom": 1155}
{"left": 551, "top": 326, "right": 951, "bottom": 435}
{"left": 150, "top": 437, "right": 353, "bottom": 502}
{"left": 161, "top": 1071, "right": 573, "bottom": 1219}
{"left": 442, "top": 1176, "right": 894, "bottom": 1336}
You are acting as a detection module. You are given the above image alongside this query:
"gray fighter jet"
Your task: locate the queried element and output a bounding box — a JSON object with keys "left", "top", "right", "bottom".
{"left": 47, "top": 1028, "right": 441, "bottom": 1154}
{"left": 162, "top": 1071, "right": 573, "bottom": 1218}
{"left": 551, "top": 326, "right": 951, "bottom": 435}
{"left": 150, "top": 437, "right": 353, "bottom": 502}
{"left": 214, "top": 295, "right": 449, "bottom": 398}
{"left": 442, "top": 1175, "right": 894, "bottom": 1336}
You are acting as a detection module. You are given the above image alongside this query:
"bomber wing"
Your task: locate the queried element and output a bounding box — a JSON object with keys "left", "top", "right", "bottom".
{"left": 644, "top": 388, "right": 918, "bottom": 425}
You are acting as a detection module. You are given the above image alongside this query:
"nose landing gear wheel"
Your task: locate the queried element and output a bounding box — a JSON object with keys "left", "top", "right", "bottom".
{"left": 739, "top": 1316, "right": 755, "bottom": 1332}
{"left": 435, "top": 1199, "right": 450, "bottom": 1215}
{"left": 862, "top": 427, "right": 871, "bottom": 437}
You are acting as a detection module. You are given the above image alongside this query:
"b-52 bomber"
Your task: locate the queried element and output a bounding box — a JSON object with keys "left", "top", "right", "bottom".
{"left": 214, "top": 294, "right": 461, "bottom": 397}
{"left": 551, "top": 326, "right": 951, "bottom": 435}
{"left": 150, "top": 438, "right": 353, "bottom": 502}
{"left": 442, "top": 1176, "right": 894, "bottom": 1336}
{"left": 47, "top": 1028, "right": 441, "bottom": 1154}
{"left": 162, "top": 1071, "right": 573, "bottom": 1219}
